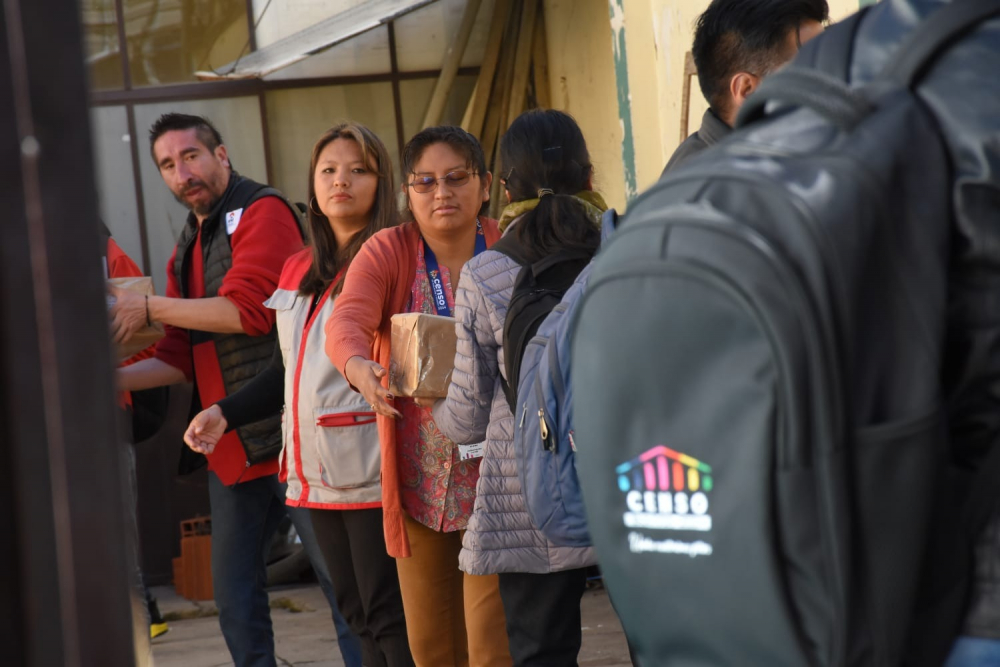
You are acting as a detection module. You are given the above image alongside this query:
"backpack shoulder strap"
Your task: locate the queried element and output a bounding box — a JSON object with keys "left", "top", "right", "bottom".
{"left": 881, "top": 0, "right": 1000, "bottom": 88}
{"left": 494, "top": 233, "right": 528, "bottom": 407}
{"left": 490, "top": 232, "right": 532, "bottom": 266}
{"left": 527, "top": 248, "right": 593, "bottom": 278}
{"left": 738, "top": 9, "right": 869, "bottom": 129}
{"left": 736, "top": 67, "right": 874, "bottom": 130}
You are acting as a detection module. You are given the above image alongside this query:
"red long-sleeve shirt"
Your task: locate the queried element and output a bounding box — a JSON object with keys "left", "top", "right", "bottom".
{"left": 154, "top": 196, "right": 304, "bottom": 484}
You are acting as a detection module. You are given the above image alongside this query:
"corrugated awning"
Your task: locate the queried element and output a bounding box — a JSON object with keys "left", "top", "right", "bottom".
{"left": 195, "top": 0, "right": 439, "bottom": 81}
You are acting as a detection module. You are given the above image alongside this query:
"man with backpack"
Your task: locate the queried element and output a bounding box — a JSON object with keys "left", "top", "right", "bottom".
{"left": 662, "top": 0, "right": 829, "bottom": 175}
{"left": 110, "top": 113, "right": 361, "bottom": 667}
{"left": 573, "top": 0, "right": 1000, "bottom": 665}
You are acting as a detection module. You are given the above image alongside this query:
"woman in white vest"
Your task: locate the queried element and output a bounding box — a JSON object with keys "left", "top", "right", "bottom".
{"left": 183, "top": 123, "right": 414, "bottom": 667}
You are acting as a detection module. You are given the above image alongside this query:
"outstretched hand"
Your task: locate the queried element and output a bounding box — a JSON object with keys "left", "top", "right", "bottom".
{"left": 345, "top": 356, "right": 401, "bottom": 419}
{"left": 184, "top": 404, "right": 227, "bottom": 455}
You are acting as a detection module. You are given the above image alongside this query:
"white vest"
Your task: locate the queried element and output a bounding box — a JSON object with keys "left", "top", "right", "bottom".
{"left": 265, "top": 256, "right": 381, "bottom": 508}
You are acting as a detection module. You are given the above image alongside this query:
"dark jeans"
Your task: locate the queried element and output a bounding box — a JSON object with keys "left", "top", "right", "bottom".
{"left": 123, "top": 442, "right": 150, "bottom": 616}
{"left": 207, "top": 471, "right": 362, "bottom": 667}
{"left": 946, "top": 637, "right": 1000, "bottom": 666}
{"left": 121, "top": 439, "right": 153, "bottom": 666}
{"left": 498, "top": 568, "right": 589, "bottom": 667}
{"left": 309, "top": 508, "right": 413, "bottom": 667}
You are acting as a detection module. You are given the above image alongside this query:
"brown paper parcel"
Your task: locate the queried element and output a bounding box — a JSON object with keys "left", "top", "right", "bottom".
{"left": 109, "top": 276, "right": 165, "bottom": 361}
{"left": 389, "top": 313, "right": 458, "bottom": 398}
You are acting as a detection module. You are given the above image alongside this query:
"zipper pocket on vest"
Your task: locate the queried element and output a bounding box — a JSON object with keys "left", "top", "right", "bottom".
{"left": 316, "top": 412, "right": 377, "bottom": 428}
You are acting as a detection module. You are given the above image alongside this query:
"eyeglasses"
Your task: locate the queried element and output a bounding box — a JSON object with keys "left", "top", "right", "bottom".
{"left": 408, "top": 169, "right": 477, "bottom": 194}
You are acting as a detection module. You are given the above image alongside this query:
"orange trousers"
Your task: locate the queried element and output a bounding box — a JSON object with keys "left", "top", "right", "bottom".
{"left": 395, "top": 514, "right": 512, "bottom": 667}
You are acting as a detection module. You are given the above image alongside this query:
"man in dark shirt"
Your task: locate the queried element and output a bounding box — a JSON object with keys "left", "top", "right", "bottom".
{"left": 662, "top": 0, "right": 829, "bottom": 175}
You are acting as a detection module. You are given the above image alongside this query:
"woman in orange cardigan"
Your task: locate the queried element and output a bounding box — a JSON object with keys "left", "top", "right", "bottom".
{"left": 326, "top": 126, "right": 512, "bottom": 667}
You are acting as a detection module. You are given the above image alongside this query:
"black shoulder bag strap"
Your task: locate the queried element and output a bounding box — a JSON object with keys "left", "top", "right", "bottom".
{"left": 492, "top": 232, "right": 531, "bottom": 406}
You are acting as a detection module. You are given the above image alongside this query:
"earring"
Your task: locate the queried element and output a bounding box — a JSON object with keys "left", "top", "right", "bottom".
{"left": 309, "top": 197, "right": 323, "bottom": 216}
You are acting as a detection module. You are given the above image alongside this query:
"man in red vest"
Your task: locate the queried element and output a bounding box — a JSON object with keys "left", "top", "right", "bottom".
{"left": 111, "top": 114, "right": 360, "bottom": 667}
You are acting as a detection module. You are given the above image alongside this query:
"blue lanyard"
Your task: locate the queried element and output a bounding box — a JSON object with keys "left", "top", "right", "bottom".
{"left": 422, "top": 220, "right": 487, "bottom": 317}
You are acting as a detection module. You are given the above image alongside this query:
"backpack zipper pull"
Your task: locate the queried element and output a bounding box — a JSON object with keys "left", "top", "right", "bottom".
{"left": 538, "top": 409, "right": 549, "bottom": 444}
{"left": 520, "top": 403, "right": 528, "bottom": 428}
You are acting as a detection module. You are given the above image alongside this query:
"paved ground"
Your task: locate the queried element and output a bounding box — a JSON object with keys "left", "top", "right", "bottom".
{"left": 148, "top": 581, "right": 631, "bottom": 666}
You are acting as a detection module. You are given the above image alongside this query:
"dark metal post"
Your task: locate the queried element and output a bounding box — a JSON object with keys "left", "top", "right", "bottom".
{"left": 0, "top": 0, "right": 136, "bottom": 664}
{"left": 388, "top": 21, "right": 406, "bottom": 157}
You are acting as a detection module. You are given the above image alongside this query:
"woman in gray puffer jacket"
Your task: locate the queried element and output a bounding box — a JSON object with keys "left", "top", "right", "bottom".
{"left": 433, "top": 109, "right": 608, "bottom": 667}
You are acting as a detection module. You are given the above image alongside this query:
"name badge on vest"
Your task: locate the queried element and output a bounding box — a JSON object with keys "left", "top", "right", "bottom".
{"left": 458, "top": 442, "right": 484, "bottom": 461}
{"left": 225, "top": 208, "right": 244, "bottom": 235}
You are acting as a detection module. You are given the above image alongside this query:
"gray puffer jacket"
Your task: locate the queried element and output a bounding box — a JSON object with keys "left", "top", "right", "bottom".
{"left": 433, "top": 246, "right": 595, "bottom": 576}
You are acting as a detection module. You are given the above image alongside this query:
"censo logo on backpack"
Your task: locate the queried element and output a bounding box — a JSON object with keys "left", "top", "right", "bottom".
{"left": 616, "top": 445, "right": 714, "bottom": 558}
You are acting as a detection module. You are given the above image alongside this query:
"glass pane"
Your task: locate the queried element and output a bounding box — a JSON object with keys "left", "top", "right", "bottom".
{"left": 90, "top": 106, "right": 144, "bottom": 271}
{"left": 124, "top": 0, "right": 250, "bottom": 87}
{"left": 265, "top": 83, "right": 399, "bottom": 206}
{"left": 133, "top": 98, "right": 266, "bottom": 294}
{"left": 254, "top": 0, "right": 391, "bottom": 79}
{"left": 394, "top": 0, "right": 495, "bottom": 72}
{"left": 80, "top": 0, "right": 124, "bottom": 90}
{"left": 398, "top": 75, "right": 477, "bottom": 145}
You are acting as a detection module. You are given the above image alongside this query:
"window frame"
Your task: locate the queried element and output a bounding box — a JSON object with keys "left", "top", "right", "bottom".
{"left": 92, "top": 0, "right": 478, "bottom": 274}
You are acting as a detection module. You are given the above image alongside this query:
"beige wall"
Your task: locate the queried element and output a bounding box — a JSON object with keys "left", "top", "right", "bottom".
{"left": 636, "top": 0, "right": 712, "bottom": 185}
{"left": 543, "top": 0, "right": 628, "bottom": 211}
{"left": 543, "top": 0, "right": 861, "bottom": 212}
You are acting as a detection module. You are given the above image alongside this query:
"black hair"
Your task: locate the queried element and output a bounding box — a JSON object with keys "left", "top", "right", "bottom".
{"left": 148, "top": 113, "right": 224, "bottom": 163}
{"left": 499, "top": 109, "right": 599, "bottom": 265}
{"left": 692, "top": 0, "right": 829, "bottom": 118}
{"left": 400, "top": 125, "right": 489, "bottom": 217}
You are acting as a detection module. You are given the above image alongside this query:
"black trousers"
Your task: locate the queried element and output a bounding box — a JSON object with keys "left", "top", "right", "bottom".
{"left": 309, "top": 508, "right": 413, "bottom": 667}
{"left": 498, "top": 568, "right": 589, "bottom": 667}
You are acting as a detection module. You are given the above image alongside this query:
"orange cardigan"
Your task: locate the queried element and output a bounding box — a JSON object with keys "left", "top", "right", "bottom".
{"left": 325, "top": 218, "right": 501, "bottom": 558}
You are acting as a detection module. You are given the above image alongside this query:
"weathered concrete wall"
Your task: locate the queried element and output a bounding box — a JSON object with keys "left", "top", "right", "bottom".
{"left": 544, "top": 0, "right": 861, "bottom": 211}
{"left": 543, "top": 0, "right": 628, "bottom": 210}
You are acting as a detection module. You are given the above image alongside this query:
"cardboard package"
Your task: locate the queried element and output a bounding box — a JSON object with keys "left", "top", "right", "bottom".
{"left": 108, "top": 276, "right": 165, "bottom": 361}
{"left": 389, "top": 313, "right": 458, "bottom": 398}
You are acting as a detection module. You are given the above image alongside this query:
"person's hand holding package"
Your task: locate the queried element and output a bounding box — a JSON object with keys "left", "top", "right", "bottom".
{"left": 108, "top": 282, "right": 149, "bottom": 344}
{"left": 390, "top": 313, "right": 457, "bottom": 408}
{"left": 107, "top": 277, "right": 164, "bottom": 359}
{"left": 344, "top": 313, "right": 458, "bottom": 416}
